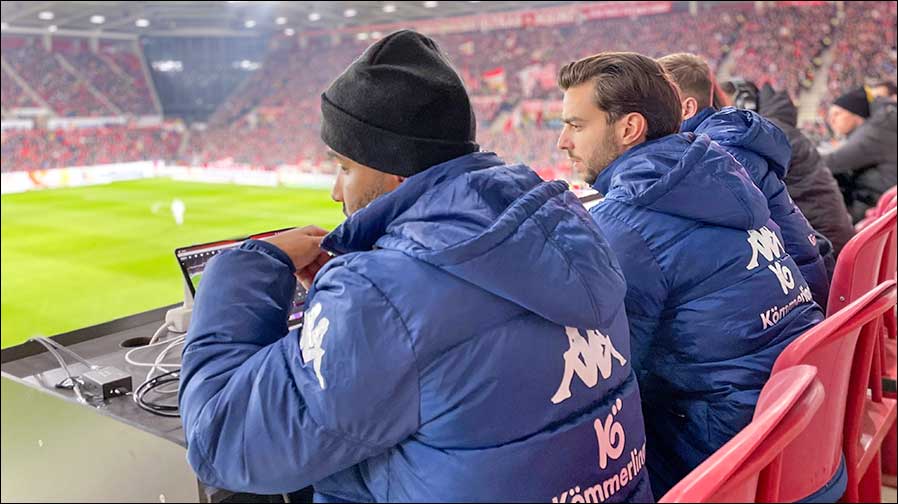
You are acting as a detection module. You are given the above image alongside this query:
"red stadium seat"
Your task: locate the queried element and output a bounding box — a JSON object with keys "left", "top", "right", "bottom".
{"left": 828, "top": 208, "right": 897, "bottom": 316}
{"left": 855, "top": 186, "right": 897, "bottom": 232}
{"left": 877, "top": 186, "right": 898, "bottom": 216}
{"left": 770, "top": 281, "right": 898, "bottom": 502}
{"left": 874, "top": 190, "right": 898, "bottom": 487}
{"left": 659, "top": 365, "right": 824, "bottom": 503}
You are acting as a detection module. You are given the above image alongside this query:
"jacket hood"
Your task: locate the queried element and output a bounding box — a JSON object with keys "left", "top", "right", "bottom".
{"left": 594, "top": 133, "right": 771, "bottom": 230}
{"left": 684, "top": 106, "right": 792, "bottom": 181}
{"left": 758, "top": 84, "right": 798, "bottom": 127}
{"left": 323, "top": 151, "right": 627, "bottom": 330}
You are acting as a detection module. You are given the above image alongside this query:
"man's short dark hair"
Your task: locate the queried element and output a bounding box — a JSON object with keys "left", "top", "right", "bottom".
{"left": 558, "top": 52, "right": 682, "bottom": 140}
{"left": 657, "top": 52, "right": 714, "bottom": 110}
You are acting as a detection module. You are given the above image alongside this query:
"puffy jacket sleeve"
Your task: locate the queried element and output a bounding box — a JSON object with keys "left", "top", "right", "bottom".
{"left": 589, "top": 207, "right": 668, "bottom": 371}
{"left": 179, "top": 240, "right": 420, "bottom": 494}
{"left": 825, "top": 122, "right": 886, "bottom": 176}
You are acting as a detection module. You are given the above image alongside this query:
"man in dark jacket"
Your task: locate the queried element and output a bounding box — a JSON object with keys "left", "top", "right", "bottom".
{"left": 754, "top": 83, "right": 856, "bottom": 256}
{"left": 825, "top": 85, "right": 898, "bottom": 222}
{"left": 658, "top": 53, "right": 831, "bottom": 308}
{"left": 179, "top": 30, "right": 652, "bottom": 502}
{"left": 556, "top": 52, "right": 825, "bottom": 498}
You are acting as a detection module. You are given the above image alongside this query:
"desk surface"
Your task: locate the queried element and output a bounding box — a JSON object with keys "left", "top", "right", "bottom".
{"left": 2, "top": 304, "right": 187, "bottom": 448}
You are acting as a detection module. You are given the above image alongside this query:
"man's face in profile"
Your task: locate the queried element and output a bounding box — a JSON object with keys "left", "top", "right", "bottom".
{"left": 557, "top": 83, "right": 625, "bottom": 186}
{"left": 329, "top": 152, "right": 403, "bottom": 217}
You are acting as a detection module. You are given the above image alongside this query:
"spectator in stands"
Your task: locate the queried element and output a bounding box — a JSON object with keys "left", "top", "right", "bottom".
{"left": 658, "top": 53, "right": 830, "bottom": 308}
{"left": 556, "top": 52, "right": 824, "bottom": 498}
{"left": 824, "top": 85, "right": 898, "bottom": 221}
{"left": 749, "top": 82, "right": 856, "bottom": 256}
{"left": 180, "top": 30, "right": 652, "bottom": 502}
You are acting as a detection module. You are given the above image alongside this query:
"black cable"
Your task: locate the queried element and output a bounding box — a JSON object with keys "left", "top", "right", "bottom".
{"left": 134, "top": 368, "right": 181, "bottom": 417}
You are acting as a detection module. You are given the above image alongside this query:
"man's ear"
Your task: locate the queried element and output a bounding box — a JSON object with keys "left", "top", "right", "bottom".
{"left": 682, "top": 97, "right": 699, "bottom": 120}
{"left": 618, "top": 112, "right": 648, "bottom": 148}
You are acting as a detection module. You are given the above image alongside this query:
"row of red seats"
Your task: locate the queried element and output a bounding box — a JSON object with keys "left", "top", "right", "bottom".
{"left": 662, "top": 189, "right": 898, "bottom": 502}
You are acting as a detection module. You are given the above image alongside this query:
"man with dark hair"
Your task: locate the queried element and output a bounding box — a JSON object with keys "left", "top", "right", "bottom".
{"left": 825, "top": 85, "right": 898, "bottom": 221}
{"left": 179, "top": 31, "right": 652, "bottom": 502}
{"left": 557, "top": 51, "right": 823, "bottom": 497}
{"left": 658, "top": 53, "right": 831, "bottom": 309}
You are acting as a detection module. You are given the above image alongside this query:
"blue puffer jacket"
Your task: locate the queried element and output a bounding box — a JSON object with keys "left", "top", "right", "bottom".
{"left": 180, "top": 152, "right": 653, "bottom": 503}
{"left": 683, "top": 107, "right": 831, "bottom": 310}
{"left": 591, "top": 134, "right": 824, "bottom": 497}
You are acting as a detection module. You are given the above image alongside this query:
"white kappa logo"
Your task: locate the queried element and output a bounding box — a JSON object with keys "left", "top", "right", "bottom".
{"left": 746, "top": 226, "right": 796, "bottom": 295}
{"left": 551, "top": 327, "right": 627, "bottom": 404}
{"left": 300, "top": 302, "right": 329, "bottom": 389}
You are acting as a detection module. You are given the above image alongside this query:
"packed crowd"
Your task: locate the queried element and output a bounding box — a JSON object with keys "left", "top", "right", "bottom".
{"left": 3, "top": 43, "right": 114, "bottom": 117}
{"left": 0, "top": 37, "right": 156, "bottom": 117}
{"left": 1, "top": 126, "right": 181, "bottom": 172}
{"left": 190, "top": 7, "right": 745, "bottom": 170}
{"left": 820, "top": 1, "right": 898, "bottom": 122}
{"left": 1, "top": 2, "right": 894, "bottom": 179}
{"left": 728, "top": 3, "right": 835, "bottom": 100}
{"left": 0, "top": 67, "right": 37, "bottom": 111}
{"left": 66, "top": 50, "right": 156, "bottom": 116}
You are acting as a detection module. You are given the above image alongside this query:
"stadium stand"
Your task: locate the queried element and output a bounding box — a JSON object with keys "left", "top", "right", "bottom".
{"left": 1, "top": 126, "right": 181, "bottom": 172}
{"left": 1, "top": 1, "right": 895, "bottom": 178}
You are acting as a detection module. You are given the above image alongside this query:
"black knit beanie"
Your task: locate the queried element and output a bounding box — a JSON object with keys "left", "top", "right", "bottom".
{"left": 320, "top": 30, "right": 479, "bottom": 177}
{"left": 833, "top": 87, "right": 870, "bottom": 119}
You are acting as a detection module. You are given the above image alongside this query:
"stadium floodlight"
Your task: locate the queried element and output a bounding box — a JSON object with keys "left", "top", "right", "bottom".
{"left": 383, "top": 4, "right": 397, "bottom": 13}
{"left": 47, "top": 25, "right": 58, "bottom": 32}
{"left": 244, "top": 19, "right": 256, "bottom": 28}
{"left": 308, "top": 12, "right": 321, "bottom": 22}
{"left": 90, "top": 15, "right": 105, "bottom": 24}
{"left": 276, "top": 16, "right": 287, "bottom": 25}
{"left": 424, "top": 1, "right": 439, "bottom": 8}
{"left": 344, "top": 8, "right": 357, "bottom": 18}
{"left": 38, "top": 11, "right": 55, "bottom": 20}
{"left": 284, "top": 28, "right": 295, "bottom": 36}
{"left": 136, "top": 19, "right": 150, "bottom": 28}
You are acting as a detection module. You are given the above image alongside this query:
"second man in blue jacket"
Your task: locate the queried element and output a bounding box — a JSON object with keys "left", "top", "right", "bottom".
{"left": 555, "top": 52, "right": 824, "bottom": 497}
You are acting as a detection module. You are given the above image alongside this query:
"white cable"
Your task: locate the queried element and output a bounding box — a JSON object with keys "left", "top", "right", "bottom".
{"left": 145, "top": 336, "right": 185, "bottom": 383}
{"left": 148, "top": 321, "right": 174, "bottom": 346}
{"left": 124, "top": 328, "right": 182, "bottom": 368}
{"left": 31, "top": 336, "right": 97, "bottom": 369}
{"left": 27, "top": 338, "right": 87, "bottom": 403}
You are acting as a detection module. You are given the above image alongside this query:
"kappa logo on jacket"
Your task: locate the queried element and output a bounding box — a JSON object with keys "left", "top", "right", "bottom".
{"left": 551, "top": 327, "right": 627, "bottom": 404}
{"left": 300, "top": 302, "right": 329, "bottom": 389}
{"left": 745, "top": 226, "right": 796, "bottom": 295}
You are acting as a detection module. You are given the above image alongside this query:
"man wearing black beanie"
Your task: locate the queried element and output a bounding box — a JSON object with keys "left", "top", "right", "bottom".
{"left": 825, "top": 85, "right": 898, "bottom": 221}
{"left": 179, "top": 30, "right": 652, "bottom": 503}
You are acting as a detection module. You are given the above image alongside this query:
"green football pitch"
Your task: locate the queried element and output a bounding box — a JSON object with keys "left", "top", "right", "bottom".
{"left": 1, "top": 178, "right": 343, "bottom": 349}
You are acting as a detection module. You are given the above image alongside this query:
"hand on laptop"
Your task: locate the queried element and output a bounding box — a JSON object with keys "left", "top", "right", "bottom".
{"left": 264, "top": 226, "right": 332, "bottom": 289}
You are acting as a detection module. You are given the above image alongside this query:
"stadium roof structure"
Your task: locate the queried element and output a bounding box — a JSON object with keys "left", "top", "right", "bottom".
{"left": 0, "top": 1, "right": 581, "bottom": 37}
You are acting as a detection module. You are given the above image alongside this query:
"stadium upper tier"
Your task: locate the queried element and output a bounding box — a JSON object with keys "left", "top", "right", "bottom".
{"left": 1, "top": 1, "right": 895, "bottom": 175}
{"left": 1, "top": 37, "right": 157, "bottom": 117}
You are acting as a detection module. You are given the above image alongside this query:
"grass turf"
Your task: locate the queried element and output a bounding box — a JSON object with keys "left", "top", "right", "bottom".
{"left": 1, "top": 178, "right": 343, "bottom": 348}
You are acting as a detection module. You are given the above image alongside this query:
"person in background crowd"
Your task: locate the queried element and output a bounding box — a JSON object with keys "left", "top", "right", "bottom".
{"left": 749, "top": 82, "right": 856, "bottom": 256}
{"left": 556, "top": 51, "right": 825, "bottom": 498}
{"left": 179, "top": 30, "right": 652, "bottom": 502}
{"left": 658, "top": 53, "right": 830, "bottom": 309}
{"left": 824, "top": 83, "right": 898, "bottom": 222}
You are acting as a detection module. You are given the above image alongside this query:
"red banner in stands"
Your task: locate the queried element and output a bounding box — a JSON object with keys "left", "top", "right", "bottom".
{"left": 775, "top": 1, "right": 827, "bottom": 6}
